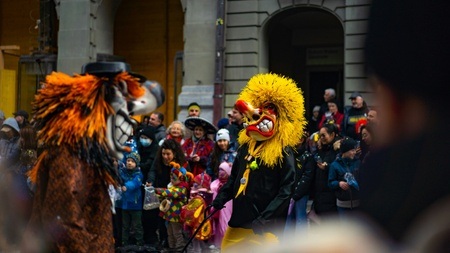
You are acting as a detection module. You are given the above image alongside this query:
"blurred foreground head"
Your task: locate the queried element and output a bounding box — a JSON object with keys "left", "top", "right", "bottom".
{"left": 365, "top": 0, "right": 450, "bottom": 145}
{"left": 366, "top": 0, "right": 449, "bottom": 105}
{"left": 262, "top": 217, "right": 393, "bottom": 253}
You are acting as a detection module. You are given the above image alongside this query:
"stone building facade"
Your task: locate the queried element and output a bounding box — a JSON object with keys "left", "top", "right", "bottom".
{"left": 1, "top": 0, "right": 372, "bottom": 124}
{"left": 179, "top": 0, "right": 372, "bottom": 123}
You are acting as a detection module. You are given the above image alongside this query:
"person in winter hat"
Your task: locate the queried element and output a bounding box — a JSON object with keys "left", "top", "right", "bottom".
{"left": 216, "top": 128, "right": 230, "bottom": 142}
{"left": 137, "top": 125, "right": 160, "bottom": 245}
{"left": 206, "top": 128, "right": 237, "bottom": 180}
{"left": 13, "top": 109, "right": 30, "bottom": 129}
{"left": 192, "top": 173, "right": 212, "bottom": 193}
{"left": 154, "top": 161, "right": 189, "bottom": 252}
{"left": 137, "top": 126, "right": 158, "bottom": 182}
{"left": 0, "top": 117, "right": 21, "bottom": 167}
{"left": 120, "top": 151, "right": 144, "bottom": 247}
{"left": 328, "top": 137, "right": 361, "bottom": 215}
{"left": 217, "top": 118, "right": 230, "bottom": 129}
{"left": 210, "top": 162, "right": 233, "bottom": 249}
{"left": 125, "top": 152, "right": 141, "bottom": 167}
{"left": 184, "top": 172, "right": 214, "bottom": 251}
{"left": 1, "top": 117, "right": 20, "bottom": 134}
{"left": 339, "top": 137, "right": 358, "bottom": 154}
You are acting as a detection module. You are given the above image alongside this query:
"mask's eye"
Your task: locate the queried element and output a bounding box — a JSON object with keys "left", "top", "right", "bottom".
{"left": 117, "top": 80, "right": 129, "bottom": 97}
{"left": 263, "top": 103, "right": 277, "bottom": 115}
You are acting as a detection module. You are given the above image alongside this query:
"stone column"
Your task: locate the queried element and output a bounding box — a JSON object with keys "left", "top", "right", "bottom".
{"left": 177, "top": 0, "right": 216, "bottom": 123}
{"left": 56, "top": 0, "right": 121, "bottom": 74}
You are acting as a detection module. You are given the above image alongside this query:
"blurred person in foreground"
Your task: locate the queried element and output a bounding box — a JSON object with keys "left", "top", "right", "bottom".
{"left": 360, "top": 0, "right": 450, "bottom": 250}
{"left": 263, "top": 2, "right": 450, "bottom": 253}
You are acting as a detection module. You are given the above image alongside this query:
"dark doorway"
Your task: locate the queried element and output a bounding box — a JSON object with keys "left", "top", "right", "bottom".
{"left": 266, "top": 7, "right": 344, "bottom": 119}
{"left": 309, "top": 70, "right": 343, "bottom": 116}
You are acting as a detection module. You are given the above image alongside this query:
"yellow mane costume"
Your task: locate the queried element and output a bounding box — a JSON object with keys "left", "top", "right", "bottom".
{"left": 211, "top": 73, "right": 305, "bottom": 252}
{"left": 237, "top": 73, "right": 306, "bottom": 167}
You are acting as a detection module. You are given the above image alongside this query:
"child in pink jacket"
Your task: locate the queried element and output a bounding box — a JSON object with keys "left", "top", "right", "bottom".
{"left": 210, "top": 162, "right": 233, "bottom": 250}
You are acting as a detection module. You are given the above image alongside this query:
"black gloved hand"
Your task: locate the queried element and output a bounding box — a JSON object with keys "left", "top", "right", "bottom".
{"left": 211, "top": 201, "right": 224, "bottom": 210}
{"left": 252, "top": 216, "right": 266, "bottom": 235}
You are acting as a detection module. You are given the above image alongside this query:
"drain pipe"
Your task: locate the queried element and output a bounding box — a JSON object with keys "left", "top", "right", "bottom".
{"left": 213, "top": 0, "right": 226, "bottom": 125}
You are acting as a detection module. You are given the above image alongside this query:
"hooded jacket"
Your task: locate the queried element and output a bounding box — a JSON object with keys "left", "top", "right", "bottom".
{"left": 328, "top": 156, "right": 361, "bottom": 202}
{"left": 120, "top": 167, "right": 144, "bottom": 210}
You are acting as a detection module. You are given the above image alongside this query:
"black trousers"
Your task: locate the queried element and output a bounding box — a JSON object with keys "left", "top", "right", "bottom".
{"left": 141, "top": 208, "right": 168, "bottom": 245}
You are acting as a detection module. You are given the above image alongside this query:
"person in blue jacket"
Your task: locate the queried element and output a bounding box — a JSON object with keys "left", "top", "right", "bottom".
{"left": 328, "top": 137, "right": 361, "bottom": 216}
{"left": 120, "top": 152, "right": 144, "bottom": 247}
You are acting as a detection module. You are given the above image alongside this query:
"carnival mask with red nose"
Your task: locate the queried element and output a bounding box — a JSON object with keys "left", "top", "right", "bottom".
{"left": 234, "top": 100, "right": 277, "bottom": 141}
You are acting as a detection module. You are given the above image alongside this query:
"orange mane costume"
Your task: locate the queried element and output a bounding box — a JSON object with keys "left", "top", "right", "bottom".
{"left": 23, "top": 64, "right": 163, "bottom": 252}
{"left": 29, "top": 72, "right": 144, "bottom": 185}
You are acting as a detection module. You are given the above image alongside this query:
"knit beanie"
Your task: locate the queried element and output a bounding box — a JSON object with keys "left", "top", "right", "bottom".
{"left": 217, "top": 118, "right": 229, "bottom": 129}
{"left": 188, "top": 102, "right": 201, "bottom": 112}
{"left": 126, "top": 152, "right": 141, "bottom": 166}
{"left": 218, "top": 162, "right": 231, "bottom": 176}
{"left": 140, "top": 126, "right": 156, "bottom": 140}
{"left": 216, "top": 128, "right": 230, "bottom": 142}
{"left": 340, "top": 137, "right": 357, "bottom": 154}
{"left": 193, "top": 173, "right": 211, "bottom": 189}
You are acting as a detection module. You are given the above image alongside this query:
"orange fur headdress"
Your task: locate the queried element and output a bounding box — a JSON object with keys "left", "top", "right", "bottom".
{"left": 29, "top": 72, "right": 144, "bottom": 184}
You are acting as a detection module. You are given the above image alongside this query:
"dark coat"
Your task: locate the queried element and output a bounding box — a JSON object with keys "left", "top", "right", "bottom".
{"left": 136, "top": 136, "right": 159, "bottom": 183}
{"left": 328, "top": 156, "right": 361, "bottom": 202}
{"left": 360, "top": 130, "right": 450, "bottom": 242}
{"left": 312, "top": 138, "right": 340, "bottom": 214}
{"left": 291, "top": 149, "right": 315, "bottom": 201}
{"left": 341, "top": 106, "right": 369, "bottom": 140}
{"left": 212, "top": 144, "right": 296, "bottom": 233}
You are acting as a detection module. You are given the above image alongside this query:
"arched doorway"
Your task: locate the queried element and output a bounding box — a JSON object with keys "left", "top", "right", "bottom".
{"left": 266, "top": 7, "right": 344, "bottom": 119}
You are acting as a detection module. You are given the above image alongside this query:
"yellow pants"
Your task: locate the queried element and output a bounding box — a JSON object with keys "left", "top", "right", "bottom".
{"left": 221, "top": 227, "right": 279, "bottom": 253}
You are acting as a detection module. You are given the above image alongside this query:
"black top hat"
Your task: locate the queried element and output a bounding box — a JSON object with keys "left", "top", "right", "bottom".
{"left": 184, "top": 117, "right": 218, "bottom": 135}
{"left": 81, "top": 62, "right": 146, "bottom": 81}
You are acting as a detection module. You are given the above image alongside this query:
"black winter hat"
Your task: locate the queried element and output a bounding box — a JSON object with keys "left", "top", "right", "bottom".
{"left": 340, "top": 137, "right": 357, "bottom": 154}
{"left": 140, "top": 126, "right": 156, "bottom": 140}
{"left": 13, "top": 110, "right": 29, "bottom": 120}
